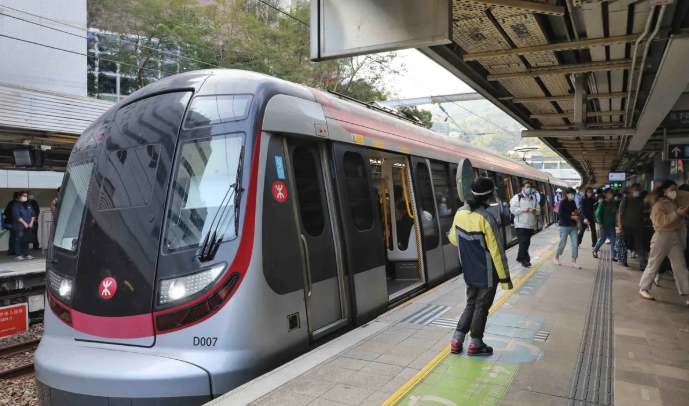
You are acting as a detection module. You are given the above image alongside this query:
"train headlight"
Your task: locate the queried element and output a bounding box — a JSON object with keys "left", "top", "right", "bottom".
{"left": 48, "top": 269, "right": 73, "bottom": 303}
{"left": 158, "top": 264, "right": 225, "bottom": 305}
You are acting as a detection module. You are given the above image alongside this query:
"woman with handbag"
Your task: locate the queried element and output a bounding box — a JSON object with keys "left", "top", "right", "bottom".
{"left": 12, "top": 191, "right": 35, "bottom": 261}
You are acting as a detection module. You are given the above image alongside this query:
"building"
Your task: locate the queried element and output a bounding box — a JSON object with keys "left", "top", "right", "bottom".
{"left": 516, "top": 151, "right": 581, "bottom": 187}
{"left": 431, "top": 121, "right": 450, "bottom": 136}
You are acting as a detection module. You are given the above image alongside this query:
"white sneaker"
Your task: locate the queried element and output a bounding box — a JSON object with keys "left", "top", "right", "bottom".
{"left": 571, "top": 262, "right": 582, "bottom": 269}
{"left": 25, "top": 255, "right": 34, "bottom": 260}
{"left": 553, "top": 257, "right": 561, "bottom": 265}
{"left": 638, "top": 290, "right": 654, "bottom": 300}
{"left": 14, "top": 256, "right": 23, "bottom": 261}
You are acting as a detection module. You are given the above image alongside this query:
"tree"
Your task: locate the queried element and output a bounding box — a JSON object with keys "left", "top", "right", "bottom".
{"left": 398, "top": 106, "right": 433, "bottom": 129}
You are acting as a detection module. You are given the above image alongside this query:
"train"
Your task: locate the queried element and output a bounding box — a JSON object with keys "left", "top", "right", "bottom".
{"left": 34, "top": 69, "right": 567, "bottom": 405}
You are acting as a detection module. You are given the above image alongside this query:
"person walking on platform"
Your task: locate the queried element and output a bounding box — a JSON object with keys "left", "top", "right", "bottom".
{"left": 553, "top": 188, "right": 582, "bottom": 269}
{"left": 3, "top": 192, "right": 18, "bottom": 256}
{"left": 26, "top": 191, "right": 39, "bottom": 250}
{"left": 593, "top": 189, "right": 617, "bottom": 260}
{"left": 619, "top": 183, "right": 647, "bottom": 270}
{"left": 639, "top": 180, "right": 689, "bottom": 304}
{"left": 510, "top": 180, "right": 540, "bottom": 268}
{"left": 449, "top": 177, "right": 513, "bottom": 356}
{"left": 578, "top": 188, "right": 597, "bottom": 247}
{"left": 12, "top": 191, "right": 35, "bottom": 261}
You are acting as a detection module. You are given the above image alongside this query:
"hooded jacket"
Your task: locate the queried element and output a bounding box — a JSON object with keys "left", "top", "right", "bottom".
{"left": 449, "top": 205, "right": 513, "bottom": 290}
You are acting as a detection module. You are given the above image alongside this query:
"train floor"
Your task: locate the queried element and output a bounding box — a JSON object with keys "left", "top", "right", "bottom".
{"left": 207, "top": 226, "right": 689, "bottom": 406}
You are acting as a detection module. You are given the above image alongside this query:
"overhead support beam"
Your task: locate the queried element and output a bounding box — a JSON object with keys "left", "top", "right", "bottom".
{"left": 508, "top": 92, "right": 632, "bottom": 104}
{"left": 377, "top": 92, "right": 484, "bottom": 107}
{"left": 464, "top": 0, "right": 565, "bottom": 16}
{"left": 531, "top": 110, "right": 626, "bottom": 119}
{"left": 522, "top": 129, "right": 635, "bottom": 137}
{"left": 487, "top": 59, "right": 648, "bottom": 81}
{"left": 463, "top": 34, "right": 641, "bottom": 61}
{"left": 541, "top": 122, "right": 627, "bottom": 129}
{"left": 629, "top": 34, "right": 689, "bottom": 151}
{"left": 574, "top": 74, "right": 586, "bottom": 131}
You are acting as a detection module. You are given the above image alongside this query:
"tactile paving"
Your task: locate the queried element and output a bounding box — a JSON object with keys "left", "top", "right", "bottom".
{"left": 565, "top": 245, "right": 614, "bottom": 406}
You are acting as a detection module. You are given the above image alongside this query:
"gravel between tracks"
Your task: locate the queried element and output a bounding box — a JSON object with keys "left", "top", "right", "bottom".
{"left": 0, "top": 324, "right": 43, "bottom": 406}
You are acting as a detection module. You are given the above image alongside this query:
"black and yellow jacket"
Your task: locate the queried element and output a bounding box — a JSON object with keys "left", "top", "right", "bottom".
{"left": 449, "top": 205, "right": 513, "bottom": 290}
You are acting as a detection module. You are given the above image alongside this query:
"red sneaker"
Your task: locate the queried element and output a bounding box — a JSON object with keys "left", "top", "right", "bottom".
{"left": 451, "top": 341, "right": 463, "bottom": 354}
{"left": 467, "top": 343, "right": 493, "bottom": 356}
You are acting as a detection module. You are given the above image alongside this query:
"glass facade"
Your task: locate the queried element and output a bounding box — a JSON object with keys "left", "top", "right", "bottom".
{"left": 87, "top": 29, "right": 198, "bottom": 102}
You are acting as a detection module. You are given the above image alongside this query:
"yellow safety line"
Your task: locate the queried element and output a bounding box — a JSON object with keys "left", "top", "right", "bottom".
{"left": 379, "top": 246, "right": 558, "bottom": 406}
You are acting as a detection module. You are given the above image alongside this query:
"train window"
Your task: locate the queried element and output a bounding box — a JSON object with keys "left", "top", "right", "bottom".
{"left": 97, "top": 145, "right": 160, "bottom": 210}
{"left": 184, "top": 95, "right": 253, "bottom": 128}
{"left": 53, "top": 160, "right": 95, "bottom": 252}
{"left": 415, "top": 162, "right": 439, "bottom": 250}
{"left": 343, "top": 152, "right": 374, "bottom": 232}
{"left": 431, "top": 161, "right": 454, "bottom": 245}
{"left": 451, "top": 167, "right": 463, "bottom": 210}
{"left": 392, "top": 165, "right": 412, "bottom": 251}
{"left": 494, "top": 173, "right": 509, "bottom": 202}
{"left": 165, "top": 133, "right": 244, "bottom": 252}
{"left": 292, "top": 147, "right": 325, "bottom": 237}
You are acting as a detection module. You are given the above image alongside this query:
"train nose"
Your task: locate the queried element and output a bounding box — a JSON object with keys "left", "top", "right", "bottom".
{"left": 34, "top": 337, "right": 211, "bottom": 406}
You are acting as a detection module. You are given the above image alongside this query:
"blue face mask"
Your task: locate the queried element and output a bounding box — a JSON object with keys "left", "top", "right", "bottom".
{"left": 28, "top": 195, "right": 33, "bottom": 200}
{"left": 633, "top": 191, "right": 640, "bottom": 197}
{"left": 524, "top": 188, "right": 532, "bottom": 195}
{"left": 568, "top": 194, "right": 575, "bottom": 200}
{"left": 614, "top": 196, "right": 620, "bottom": 201}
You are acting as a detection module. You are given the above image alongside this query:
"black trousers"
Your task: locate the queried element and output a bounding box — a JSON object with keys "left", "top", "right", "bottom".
{"left": 516, "top": 228, "right": 534, "bottom": 263}
{"left": 456, "top": 285, "right": 498, "bottom": 339}
{"left": 32, "top": 223, "right": 39, "bottom": 250}
{"left": 578, "top": 222, "right": 597, "bottom": 247}
{"left": 623, "top": 224, "right": 647, "bottom": 269}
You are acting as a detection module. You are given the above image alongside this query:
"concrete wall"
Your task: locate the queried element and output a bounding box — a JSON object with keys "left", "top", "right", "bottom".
{"left": 0, "top": 0, "right": 87, "bottom": 96}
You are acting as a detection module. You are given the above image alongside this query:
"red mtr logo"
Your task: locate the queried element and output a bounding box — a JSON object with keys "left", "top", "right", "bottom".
{"left": 99, "top": 277, "right": 117, "bottom": 300}
{"left": 272, "top": 181, "right": 287, "bottom": 203}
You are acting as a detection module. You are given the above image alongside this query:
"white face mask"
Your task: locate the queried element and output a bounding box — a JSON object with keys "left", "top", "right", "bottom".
{"left": 19, "top": 196, "right": 27, "bottom": 202}
{"left": 667, "top": 190, "right": 677, "bottom": 200}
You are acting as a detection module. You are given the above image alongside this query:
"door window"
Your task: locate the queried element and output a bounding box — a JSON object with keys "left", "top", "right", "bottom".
{"left": 416, "top": 162, "right": 439, "bottom": 250}
{"left": 343, "top": 152, "right": 374, "bottom": 232}
{"left": 431, "top": 161, "right": 454, "bottom": 245}
{"left": 165, "top": 133, "right": 244, "bottom": 251}
{"left": 292, "top": 147, "right": 325, "bottom": 237}
{"left": 392, "top": 164, "right": 413, "bottom": 251}
{"left": 53, "top": 160, "right": 95, "bottom": 252}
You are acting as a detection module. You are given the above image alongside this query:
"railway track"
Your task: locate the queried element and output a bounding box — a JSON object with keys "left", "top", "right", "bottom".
{"left": 0, "top": 338, "right": 40, "bottom": 380}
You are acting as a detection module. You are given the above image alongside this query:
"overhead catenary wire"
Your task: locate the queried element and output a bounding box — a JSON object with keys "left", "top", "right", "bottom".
{"left": 256, "top": 0, "right": 308, "bottom": 26}
{"left": 0, "top": 7, "right": 220, "bottom": 69}
{"left": 0, "top": 33, "right": 174, "bottom": 78}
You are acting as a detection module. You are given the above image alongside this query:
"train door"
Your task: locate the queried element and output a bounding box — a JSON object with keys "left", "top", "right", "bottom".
{"left": 283, "top": 139, "right": 346, "bottom": 336}
{"left": 508, "top": 175, "right": 521, "bottom": 240}
{"left": 331, "top": 144, "right": 387, "bottom": 324}
{"left": 431, "top": 161, "right": 460, "bottom": 277}
{"left": 410, "top": 157, "right": 444, "bottom": 284}
{"left": 495, "top": 172, "right": 515, "bottom": 246}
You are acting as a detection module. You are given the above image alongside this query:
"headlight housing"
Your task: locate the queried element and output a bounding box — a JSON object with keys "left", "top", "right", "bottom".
{"left": 48, "top": 269, "right": 73, "bottom": 303}
{"left": 158, "top": 263, "right": 225, "bottom": 305}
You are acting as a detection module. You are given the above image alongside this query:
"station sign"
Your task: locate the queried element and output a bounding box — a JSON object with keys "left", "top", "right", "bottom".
{"left": 667, "top": 143, "right": 689, "bottom": 160}
{"left": 0, "top": 303, "right": 28, "bottom": 338}
{"left": 661, "top": 110, "right": 689, "bottom": 128}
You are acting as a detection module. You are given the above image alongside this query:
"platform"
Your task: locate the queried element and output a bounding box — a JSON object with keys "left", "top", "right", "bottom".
{"left": 207, "top": 226, "right": 689, "bottom": 406}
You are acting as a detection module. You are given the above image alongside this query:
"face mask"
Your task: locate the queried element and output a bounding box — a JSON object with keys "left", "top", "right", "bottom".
{"left": 614, "top": 196, "right": 620, "bottom": 201}
{"left": 568, "top": 194, "right": 575, "bottom": 200}
{"left": 633, "top": 191, "right": 640, "bottom": 198}
{"left": 667, "top": 190, "right": 677, "bottom": 200}
{"left": 587, "top": 192, "right": 592, "bottom": 197}
{"left": 524, "top": 188, "right": 532, "bottom": 194}
{"left": 20, "top": 197, "right": 27, "bottom": 202}
{"left": 28, "top": 195, "right": 33, "bottom": 200}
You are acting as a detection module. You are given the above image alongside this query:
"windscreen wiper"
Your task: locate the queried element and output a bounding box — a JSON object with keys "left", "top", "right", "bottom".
{"left": 197, "top": 146, "right": 245, "bottom": 262}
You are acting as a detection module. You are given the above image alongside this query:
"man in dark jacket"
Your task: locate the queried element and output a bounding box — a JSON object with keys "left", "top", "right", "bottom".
{"left": 26, "top": 191, "right": 40, "bottom": 250}
{"left": 619, "top": 183, "right": 647, "bottom": 270}
{"left": 593, "top": 189, "right": 617, "bottom": 259}
{"left": 578, "top": 187, "right": 597, "bottom": 247}
{"left": 3, "top": 192, "right": 18, "bottom": 256}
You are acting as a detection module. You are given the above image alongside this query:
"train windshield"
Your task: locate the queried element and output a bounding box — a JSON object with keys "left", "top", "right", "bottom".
{"left": 165, "top": 133, "right": 244, "bottom": 252}
{"left": 53, "top": 159, "right": 95, "bottom": 251}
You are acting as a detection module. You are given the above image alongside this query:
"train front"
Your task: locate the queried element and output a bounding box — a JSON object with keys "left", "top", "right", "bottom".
{"left": 34, "top": 70, "right": 271, "bottom": 405}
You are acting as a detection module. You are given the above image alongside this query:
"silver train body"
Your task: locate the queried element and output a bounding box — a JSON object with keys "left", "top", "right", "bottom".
{"left": 35, "top": 70, "right": 567, "bottom": 405}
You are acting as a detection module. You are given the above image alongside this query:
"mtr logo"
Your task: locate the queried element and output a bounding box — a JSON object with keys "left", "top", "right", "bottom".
{"left": 99, "top": 277, "right": 117, "bottom": 300}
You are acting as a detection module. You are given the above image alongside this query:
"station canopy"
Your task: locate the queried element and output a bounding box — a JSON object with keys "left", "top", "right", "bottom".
{"left": 312, "top": 0, "right": 689, "bottom": 186}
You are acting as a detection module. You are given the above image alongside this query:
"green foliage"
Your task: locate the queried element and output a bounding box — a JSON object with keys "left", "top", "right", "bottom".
{"left": 398, "top": 106, "right": 433, "bottom": 129}
{"left": 88, "top": 0, "right": 402, "bottom": 102}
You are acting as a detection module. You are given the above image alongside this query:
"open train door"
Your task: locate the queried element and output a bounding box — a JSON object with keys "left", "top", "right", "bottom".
{"left": 331, "top": 143, "right": 387, "bottom": 324}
